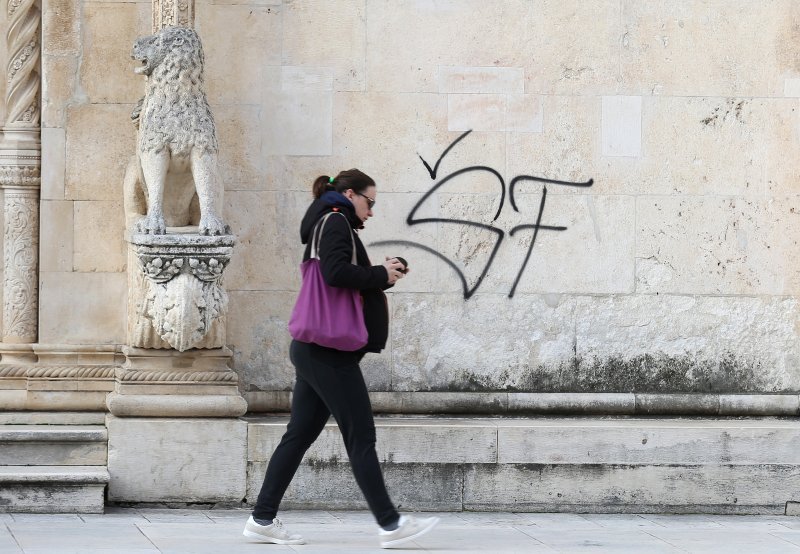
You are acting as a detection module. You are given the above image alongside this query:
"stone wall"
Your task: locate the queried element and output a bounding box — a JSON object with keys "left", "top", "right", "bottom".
{"left": 30, "top": 1, "right": 800, "bottom": 402}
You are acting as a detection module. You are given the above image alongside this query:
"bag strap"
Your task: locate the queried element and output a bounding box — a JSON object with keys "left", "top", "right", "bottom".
{"left": 310, "top": 211, "right": 358, "bottom": 265}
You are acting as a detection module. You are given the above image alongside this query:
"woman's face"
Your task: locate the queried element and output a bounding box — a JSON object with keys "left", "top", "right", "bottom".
{"left": 345, "top": 186, "right": 376, "bottom": 224}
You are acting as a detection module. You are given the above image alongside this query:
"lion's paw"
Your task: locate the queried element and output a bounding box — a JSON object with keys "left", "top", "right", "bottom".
{"left": 135, "top": 214, "right": 167, "bottom": 235}
{"left": 199, "top": 214, "right": 228, "bottom": 236}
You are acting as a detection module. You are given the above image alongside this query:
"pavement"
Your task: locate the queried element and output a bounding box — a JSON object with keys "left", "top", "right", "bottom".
{"left": 2, "top": 508, "right": 800, "bottom": 553}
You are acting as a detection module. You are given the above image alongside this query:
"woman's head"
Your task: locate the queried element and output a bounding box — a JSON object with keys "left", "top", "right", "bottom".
{"left": 312, "top": 169, "right": 376, "bottom": 223}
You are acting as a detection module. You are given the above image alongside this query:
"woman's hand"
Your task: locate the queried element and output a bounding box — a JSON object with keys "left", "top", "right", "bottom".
{"left": 383, "top": 257, "right": 407, "bottom": 285}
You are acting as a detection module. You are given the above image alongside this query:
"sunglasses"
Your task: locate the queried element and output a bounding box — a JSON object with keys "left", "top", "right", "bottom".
{"left": 356, "top": 192, "right": 375, "bottom": 209}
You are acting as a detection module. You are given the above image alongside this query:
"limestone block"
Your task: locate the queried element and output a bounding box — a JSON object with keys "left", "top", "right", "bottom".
{"left": 636, "top": 196, "right": 800, "bottom": 295}
{"left": 262, "top": 88, "right": 332, "bottom": 156}
{"left": 227, "top": 290, "right": 296, "bottom": 391}
{"left": 390, "top": 293, "right": 576, "bottom": 392}
{"left": 39, "top": 272, "right": 127, "bottom": 344}
{"left": 785, "top": 79, "right": 800, "bottom": 97}
{"left": 438, "top": 66, "right": 524, "bottom": 94}
{"left": 41, "top": 55, "right": 78, "bottom": 129}
{"left": 507, "top": 393, "right": 636, "bottom": 415}
{"left": 434, "top": 193, "right": 635, "bottom": 295}
{"left": 765, "top": 99, "right": 800, "bottom": 195}
{"left": 0, "top": 425, "right": 107, "bottom": 466}
{"left": 601, "top": 96, "right": 642, "bottom": 157}
{"left": 506, "top": 96, "right": 601, "bottom": 193}
{"left": 248, "top": 417, "right": 497, "bottom": 464}
{"left": 366, "top": 0, "right": 619, "bottom": 95}
{"left": 73, "top": 201, "right": 125, "bottom": 272}
{"left": 43, "top": 0, "right": 80, "bottom": 55}
{"left": 80, "top": 3, "right": 149, "bottom": 104}
{"left": 106, "top": 416, "right": 247, "bottom": 502}
{"left": 195, "top": 4, "right": 281, "bottom": 104}
{"left": 65, "top": 104, "right": 136, "bottom": 201}
{"left": 463, "top": 463, "right": 800, "bottom": 513}
{"left": 497, "top": 419, "right": 800, "bottom": 464}
{"left": 41, "top": 128, "right": 66, "bottom": 200}
{"left": 0, "top": 467, "right": 108, "bottom": 514}
{"left": 599, "top": 97, "right": 772, "bottom": 196}
{"left": 39, "top": 201, "right": 73, "bottom": 272}
{"left": 620, "top": 0, "right": 791, "bottom": 96}
{"left": 213, "top": 105, "right": 264, "bottom": 189}
{"left": 247, "top": 461, "right": 462, "bottom": 511}
{"left": 224, "top": 191, "right": 298, "bottom": 291}
{"left": 573, "top": 295, "right": 800, "bottom": 393}
{"left": 447, "top": 94, "right": 543, "bottom": 133}
{"left": 718, "top": 394, "right": 800, "bottom": 416}
{"left": 281, "top": 0, "right": 365, "bottom": 91}
{"left": 331, "top": 92, "right": 449, "bottom": 193}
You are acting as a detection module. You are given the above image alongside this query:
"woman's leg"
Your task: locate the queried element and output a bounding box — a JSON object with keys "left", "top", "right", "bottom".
{"left": 252, "top": 344, "right": 331, "bottom": 520}
{"left": 299, "top": 344, "right": 400, "bottom": 528}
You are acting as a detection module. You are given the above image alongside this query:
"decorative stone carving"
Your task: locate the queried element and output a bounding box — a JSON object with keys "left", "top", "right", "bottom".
{"left": 2, "top": 184, "right": 38, "bottom": 344}
{"left": 152, "top": 0, "right": 194, "bottom": 32}
{"left": 6, "top": 0, "right": 40, "bottom": 127}
{"left": 128, "top": 232, "right": 234, "bottom": 352}
{"left": 124, "top": 26, "right": 227, "bottom": 236}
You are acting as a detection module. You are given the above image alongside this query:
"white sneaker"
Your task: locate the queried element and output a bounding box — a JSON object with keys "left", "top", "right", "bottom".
{"left": 243, "top": 515, "right": 306, "bottom": 545}
{"left": 379, "top": 515, "right": 440, "bottom": 548}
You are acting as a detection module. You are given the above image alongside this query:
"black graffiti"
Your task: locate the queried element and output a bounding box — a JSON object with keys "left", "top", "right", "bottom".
{"left": 371, "top": 130, "right": 593, "bottom": 299}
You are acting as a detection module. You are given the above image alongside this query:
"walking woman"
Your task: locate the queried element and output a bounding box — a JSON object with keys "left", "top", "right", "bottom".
{"left": 243, "top": 169, "right": 439, "bottom": 548}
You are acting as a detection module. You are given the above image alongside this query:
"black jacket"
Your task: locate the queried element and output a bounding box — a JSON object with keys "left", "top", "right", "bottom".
{"left": 299, "top": 191, "right": 390, "bottom": 353}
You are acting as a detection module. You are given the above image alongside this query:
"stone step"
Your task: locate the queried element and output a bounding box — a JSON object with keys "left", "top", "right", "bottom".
{"left": 0, "top": 466, "right": 108, "bottom": 513}
{"left": 0, "top": 425, "right": 107, "bottom": 466}
{"left": 246, "top": 416, "right": 800, "bottom": 514}
{"left": 0, "top": 412, "right": 106, "bottom": 425}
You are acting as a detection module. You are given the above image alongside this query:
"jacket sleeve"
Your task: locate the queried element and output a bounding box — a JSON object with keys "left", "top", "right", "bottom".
{"left": 318, "top": 214, "right": 389, "bottom": 290}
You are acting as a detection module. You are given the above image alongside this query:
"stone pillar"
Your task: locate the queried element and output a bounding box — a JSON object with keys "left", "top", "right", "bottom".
{"left": 152, "top": 0, "right": 194, "bottom": 32}
{"left": 0, "top": 0, "right": 40, "bottom": 360}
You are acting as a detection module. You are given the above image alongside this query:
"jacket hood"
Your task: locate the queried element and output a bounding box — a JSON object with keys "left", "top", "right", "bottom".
{"left": 300, "top": 191, "right": 361, "bottom": 244}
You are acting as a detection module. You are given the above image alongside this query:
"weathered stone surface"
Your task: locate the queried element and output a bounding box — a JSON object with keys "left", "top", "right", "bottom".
{"left": 439, "top": 66, "right": 524, "bottom": 94}
{"left": 106, "top": 416, "right": 247, "bottom": 502}
{"left": 366, "top": 0, "right": 619, "bottom": 94}
{"left": 40, "top": 128, "right": 66, "bottom": 200}
{"left": 574, "top": 295, "right": 800, "bottom": 393}
{"left": 74, "top": 201, "right": 125, "bottom": 272}
{"left": 637, "top": 197, "right": 800, "bottom": 296}
{"left": 281, "top": 0, "right": 365, "bottom": 91}
{"left": 213, "top": 105, "right": 264, "bottom": 189}
{"left": 0, "top": 467, "right": 108, "bottom": 513}
{"left": 195, "top": 4, "right": 281, "bottom": 104}
{"left": 65, "top": 104, "right": 136, "bottom": 201}
{"left": 463, "top": 464, "right": 800, "bottom": 514}
{"left": 39, "top": 200, "right": 73, "bottom": 272}
{"left": 247, "top": 461, "right": 463, "bottom": 511}
{"left": 43, "top": 0, "right": 81, "bottom": 56}
{"left": 390, "top": 293, "right": 576, "bottom": 392}
{"left": 601, "top": 96, "right": 642, "bottom": 157}
{"left": 248, "top": 417, "right": 498, "bottom": 464}
{"left": 80, "top": 3, "right": 148, "bottom": 104}
{"left": 496, "top": 418, "right": 800, "bottom": 464}
{"left": 0, "top": 425, "right": 107, "bottom": 466}
{"left": 620, "top": 0, "right": 792, "bottom": 96}
{"left": 41, "top": 55, "right": 79, "bottom": 128}
{"left": 39, "top": 272, "right": 127, "bottom": 344}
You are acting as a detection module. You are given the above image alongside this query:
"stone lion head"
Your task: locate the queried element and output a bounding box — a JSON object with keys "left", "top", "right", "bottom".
{"left": 132, "top": 26, "right": 204, "bottom": 81}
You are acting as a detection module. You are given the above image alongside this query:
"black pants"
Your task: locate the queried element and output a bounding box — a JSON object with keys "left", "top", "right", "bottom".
{"left": 252, "top": 340, "right": 400, "bottom": 528}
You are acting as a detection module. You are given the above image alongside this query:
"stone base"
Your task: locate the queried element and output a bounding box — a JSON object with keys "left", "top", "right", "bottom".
{"left": 246, "top": 416, "right": 800, "bottom": 514}
{"left": 106, "top": 415, "right": 247, "bottom": 503}
{"left": 107, "top": 346, "right": 247, "bottom": 417}
{"left": 0, "top": 466, "right": 108, "bottom": 513}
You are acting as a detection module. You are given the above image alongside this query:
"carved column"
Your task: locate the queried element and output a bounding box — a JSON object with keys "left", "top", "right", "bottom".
{"left": 0, "top": 0, "right": 40, "bottom": 357}
{"left": 152, "top": 0, "right": 194, "bottom": 32}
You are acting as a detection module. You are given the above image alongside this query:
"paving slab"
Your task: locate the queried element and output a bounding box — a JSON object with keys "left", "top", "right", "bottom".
{"left": 648, "top": 528, "right": 800, "bottom": 553}
{"left": 8, "top": 522, "right": 158, "bottom": 554}
{"left": 0, "top": 525, "right": 22, "bottom": 554}
{"left": 521, "top": 528, "right": 684, "bottom": 553}
{"left": 137, "top": 522, "right": 294, "bottom": 553}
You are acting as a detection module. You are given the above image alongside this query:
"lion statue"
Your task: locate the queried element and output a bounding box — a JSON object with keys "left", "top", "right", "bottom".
{"left": 124, "top": 26, "right": 227, "bottom": 236}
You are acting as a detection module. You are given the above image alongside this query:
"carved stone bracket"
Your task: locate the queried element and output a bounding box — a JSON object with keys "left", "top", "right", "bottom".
{"left": 128, "top": 231, "right": 234, "bottom": 352}
{"left": 152, "top": 0, "right": 194, "bottom": 32}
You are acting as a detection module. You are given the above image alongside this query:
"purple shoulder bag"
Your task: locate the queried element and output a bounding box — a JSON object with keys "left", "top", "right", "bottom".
{"left": 288, "top": 212, "right": 368, "bottom": 351}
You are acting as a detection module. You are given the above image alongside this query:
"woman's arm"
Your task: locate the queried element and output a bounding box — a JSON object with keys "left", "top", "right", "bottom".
{"left": 318, "top": 214, "right": 389, "bottom": 290}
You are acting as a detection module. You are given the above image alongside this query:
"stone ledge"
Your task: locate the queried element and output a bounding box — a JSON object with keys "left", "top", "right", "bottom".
{"left": 0, "top": 425, "right": 107, "bottom": 442}
{"left": 245, "top": 391, "right": 800, "bottom": 416}
{"left": 0, "top": 466, "right": 109, "bottom": 484}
